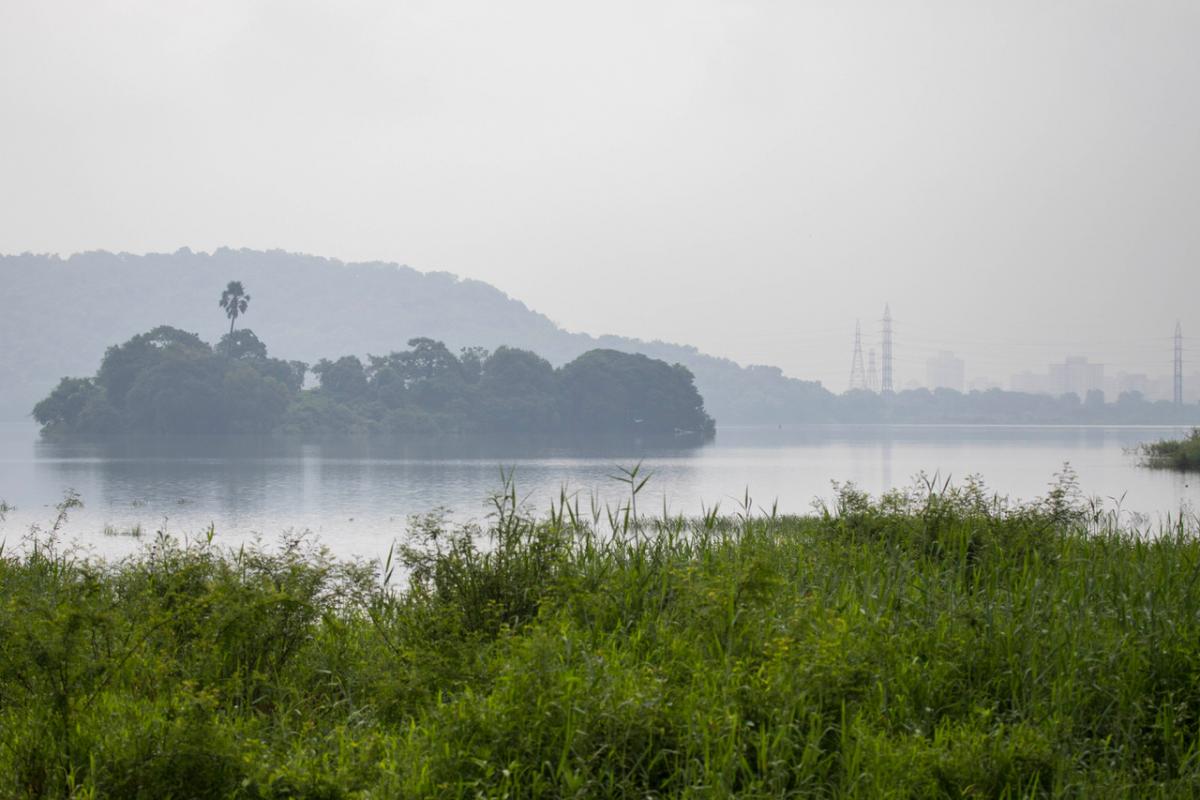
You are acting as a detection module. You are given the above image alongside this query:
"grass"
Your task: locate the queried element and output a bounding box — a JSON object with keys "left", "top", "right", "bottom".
{"left": 1141, "top": 429, "right": 1200, "bottom": 471}
{"left": 2, "top": 474, "right": 1200, "bottom": 797}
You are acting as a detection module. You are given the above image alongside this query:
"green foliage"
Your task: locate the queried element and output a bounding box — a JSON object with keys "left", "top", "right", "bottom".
{"left": 32, "top": 378, "right": 117, "bottom": 434}
{"left": 96, "top": 325, "right": 211, "bottom": 408}
{"left": 221, "top": 364, "right": 292, "bottom": 434}
{"left": 278, "top": 393, "right": 371, "bottom": 436}
{"left": 37, "top": 330, "right": 716, "bottom": 437}
{"left": 311, "top": 355, "right": 369, "bottom": 402}
{"left": 458, "top": 346, "right": 488, "bottom": 385}
{"left": 1141, "top": 428, "right": 1200, "bottom": 471}
{"left": 477, "top": 346, "right": 560, "bottom": 431}
{"left": 558, "top": 349, "right": 716, "bottom": 436}
{"left": 4, "top": 478, "right": 1200, "bottom": 796}
{"left": 123, "top": 350, "right": 227, "bottom": 433}
{"left": 307, "top": 343, "right": 713, "bottom": 436}
{"left": 219, "top": 328, "right": 268, "bottom": 360}
{"left": 35, "top": 325, "right": 298, "bottom": 435}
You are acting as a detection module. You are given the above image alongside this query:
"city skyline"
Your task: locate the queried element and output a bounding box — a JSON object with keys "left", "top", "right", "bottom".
{"left": 843, "top": 313, "right": 1191, "bottom": 402}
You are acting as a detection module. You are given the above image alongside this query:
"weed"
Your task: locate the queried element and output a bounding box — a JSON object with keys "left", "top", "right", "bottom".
{"left": 1, "top": 476, "right": 1199, "bottom": 796}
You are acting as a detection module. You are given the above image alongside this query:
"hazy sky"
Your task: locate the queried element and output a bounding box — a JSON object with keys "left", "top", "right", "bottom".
{"left": 2, "top": 0, "right": 1197, "bottom": 390}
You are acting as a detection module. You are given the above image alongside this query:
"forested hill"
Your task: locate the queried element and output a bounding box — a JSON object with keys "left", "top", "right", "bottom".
{"left": 0, "top": 248, "right": 832, "bottom": 423}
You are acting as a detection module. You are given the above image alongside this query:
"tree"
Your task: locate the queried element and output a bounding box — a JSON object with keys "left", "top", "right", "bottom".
{"left": 219, "top": 328, "right": 268, "bottom": 360}
{"left": 399, "top": 338, "right": 463, "bottom": 384}
{"left": 478, "top": 347, "right": 559, "bottom": 431}
{"left": 459, "top": 347, "right": 489, "bottom": 385}
{"left": 123, "top": 353, "right": 225, "bottom": 434}
{"left": 96, "top": 326, "right": 211, "bottom": 408}
{"left": 312, "top": 356, "right": 369, "bottom": 401}
{"left": 219, "top": 281, "right": 251, "bottom": 336}
{"left": 32, "top": 378, "right": 115, "bottom": 433}
{"left": 32, "top": 325, "right": 722, "bottom": 437}
{"left": 221, "top": 364, "right": 291, "bottom": 433}
{"left": 558, "top": 350, "right": 715, "bottom": 435}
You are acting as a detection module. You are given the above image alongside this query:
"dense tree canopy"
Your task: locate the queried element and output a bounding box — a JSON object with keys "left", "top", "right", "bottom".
{"left": 559, "top": 350, "right": 714, "bottom": 435}
{"left": 285, "top": 339, "right": 715, "bottom": 437}
{"left": 35, "top": 325, "right": 299, "bottom": 435}
{"left": 33, "top": 329, "right": 717, "bottom": 437}
{"left": 219, "top": 328, "right": 267, "bottom": 360}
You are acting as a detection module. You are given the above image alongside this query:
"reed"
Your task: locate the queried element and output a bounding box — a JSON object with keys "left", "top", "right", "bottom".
{"left": 1141, "top": 428, "right": 1200, "bottom": 471}
{"left": 2, "top": 474, "right": 1199, "bottom": 797}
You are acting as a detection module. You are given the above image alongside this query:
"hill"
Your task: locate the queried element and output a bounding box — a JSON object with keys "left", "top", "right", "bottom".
{"left": 0, "top": 248, "right": 832, "bottom": 424}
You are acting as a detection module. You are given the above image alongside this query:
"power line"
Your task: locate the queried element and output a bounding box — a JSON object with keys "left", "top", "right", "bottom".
{"left": 881, "top": 304, "right": 893, "bottom": 393}
{"left": 1176, "top": 321, "right": 1184, "bottom": 407}
{"left": 848, "top": 320, "right": 867, "bottom": 391}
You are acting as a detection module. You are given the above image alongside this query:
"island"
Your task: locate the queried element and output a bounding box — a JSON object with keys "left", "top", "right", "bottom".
{"left": 32, "top": 325, "right": 716, "bottom": 438}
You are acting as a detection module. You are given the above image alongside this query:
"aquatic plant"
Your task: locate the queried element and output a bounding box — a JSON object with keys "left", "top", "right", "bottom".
{"left": 1140, "top": 428, "right": 1200, "bottom": 471}
{"left": 2, "top": 476, "right": 1200, "bottom": 796}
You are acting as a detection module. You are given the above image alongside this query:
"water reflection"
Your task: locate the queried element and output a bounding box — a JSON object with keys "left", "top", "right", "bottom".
{"left": 32, "top": 431, "right": 712, "bottom": 462}
{"left": 0, "top": 424, "right": 1195, "bottom": 560}
{"left": 880, "top": 434, "right": 893, "bottom": 491}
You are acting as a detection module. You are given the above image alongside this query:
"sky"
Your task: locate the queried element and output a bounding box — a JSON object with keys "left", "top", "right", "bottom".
{"left": 1, "top": 0, "right": 1197, "bottom": 391}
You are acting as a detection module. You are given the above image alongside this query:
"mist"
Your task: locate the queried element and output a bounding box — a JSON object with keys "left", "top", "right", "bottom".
{"left": 2, "top": 0, "right": 1196, "bottom": 391}
{"left": 7, "top": 5, "right": 1200, "bottom": 793}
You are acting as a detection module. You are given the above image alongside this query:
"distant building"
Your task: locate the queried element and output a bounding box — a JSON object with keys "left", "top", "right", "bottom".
{"left": 1011, "top": 371, "right": 1051, "bottom": 395}
{"left": 969, "top": 376, "right": 1000, "bottom": 393}
{"left": 1016, "top": 364, "right": 1192, "bottom": 404}
{"left": 1141, "top": 374, "right": 1191, "bottom": 403}
{"left": 1186, "top": 372, "right": 1200, "bottom": 404}
{"left": 926, "top": 351, "right": 965, "bottom": 393}
{"left": 1049, "top": 356, "right": 1104, "bottom": 398}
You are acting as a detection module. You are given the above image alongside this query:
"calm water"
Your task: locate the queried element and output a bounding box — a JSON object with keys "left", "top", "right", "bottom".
{"left": 0, "top": 423, "right": 1195, "bottom": 561}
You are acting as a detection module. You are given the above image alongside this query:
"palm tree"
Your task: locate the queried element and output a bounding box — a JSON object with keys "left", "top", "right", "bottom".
{"left": 219, "top": 281, "right": 250, "bottom": 336}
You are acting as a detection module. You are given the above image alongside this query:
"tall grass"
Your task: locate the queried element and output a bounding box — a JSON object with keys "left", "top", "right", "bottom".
{"left": 1141, "top": 428, "right": 1200, "bottom": 471}
{"left": 2, "top": 474, "right": 1200, "bottom": 797}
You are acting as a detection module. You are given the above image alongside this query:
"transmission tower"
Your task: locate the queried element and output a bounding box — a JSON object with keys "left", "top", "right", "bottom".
{"left": 1176, "top": 321, "right": 1184, "bottom": 407}
{"left": 881, "top": 304, "right": 894, "bottom": 393}
{"left": 867, "top": 349, "right": 879, "bottom": 392}
{"left": 849, "top": 320, "right": 867, "bottom": 391}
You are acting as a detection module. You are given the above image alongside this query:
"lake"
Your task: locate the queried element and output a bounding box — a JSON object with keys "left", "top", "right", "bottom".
{"left": 0, "top": 423, "right": 1195, "bottom": 561}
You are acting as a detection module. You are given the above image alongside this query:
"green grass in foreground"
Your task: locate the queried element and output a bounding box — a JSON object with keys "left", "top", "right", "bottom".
{"left": 2, "top": 475, "right": 1200, "bottom": 798}
{"left": 1142, "top": 429, "right": 1200, "bottom": 471}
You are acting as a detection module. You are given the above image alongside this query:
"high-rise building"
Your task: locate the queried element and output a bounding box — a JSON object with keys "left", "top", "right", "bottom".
{"left": 1011, "top": 371, "right": 1052, "bottom": 395}
{"left": 926, "top": 351, "right": 965, "bottom": 393}
{"left": 1049, "top": 356, "right": 1104, "bottom": 398}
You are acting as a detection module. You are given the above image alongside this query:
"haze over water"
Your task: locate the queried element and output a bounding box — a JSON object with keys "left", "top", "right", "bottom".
{"left": 4, "top": 2, "right": 1197, "bottom": 390}
{"left": 2, "top": 423, "right": 1194, "bottom": 562}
